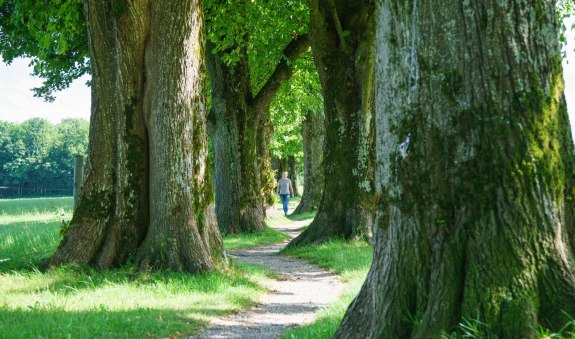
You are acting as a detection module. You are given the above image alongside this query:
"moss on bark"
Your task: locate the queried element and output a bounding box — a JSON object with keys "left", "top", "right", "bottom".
{"left": 335, "top": 1, "right": 575, "bottom": 337}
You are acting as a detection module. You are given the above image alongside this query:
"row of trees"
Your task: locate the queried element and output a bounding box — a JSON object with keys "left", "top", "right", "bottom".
{"left": 2, "top": 0, "right": 575, "bottom": 337}
{"left": 0, "top": 118, "right": 88, "bottom": 196}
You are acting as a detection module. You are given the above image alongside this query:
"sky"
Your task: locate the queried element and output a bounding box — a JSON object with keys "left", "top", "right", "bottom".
{"left": 0, "top": 58, "right": 91, "bottom": 123}
{"left": 0, "top": 20, "right": 574, "bottom": 126}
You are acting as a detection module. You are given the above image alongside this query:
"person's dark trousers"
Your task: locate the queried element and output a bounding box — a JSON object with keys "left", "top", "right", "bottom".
{"left": 280, "top": 194, "right": 290, "bottom": 215}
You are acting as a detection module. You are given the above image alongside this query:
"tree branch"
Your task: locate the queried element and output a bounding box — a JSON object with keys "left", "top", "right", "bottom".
{"left": 251, "top": 34, "right": 310, "bottom": 110}
{"left": 327, "top": 0, "right": 347, "bottom": 49}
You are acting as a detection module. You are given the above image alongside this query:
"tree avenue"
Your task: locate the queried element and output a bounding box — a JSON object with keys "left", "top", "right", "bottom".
{"left": 50, "top": 0, "right": 224, "bottom": 272}
{"left": 205, "top": 1, "right": 310, "bottom": 234}
{"left": 336, "top": 1, "right": 575, "bottom": 338}
{"left": 207, "top": 36, "right": 309, "bottom": 234}
{"left": 288, "top": 0, "right": 376, "bottom": 247}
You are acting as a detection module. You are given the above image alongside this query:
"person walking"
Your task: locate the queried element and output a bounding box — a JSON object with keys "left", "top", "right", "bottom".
{"left": 277, "top": 171, "right": 295, "bottom": 216}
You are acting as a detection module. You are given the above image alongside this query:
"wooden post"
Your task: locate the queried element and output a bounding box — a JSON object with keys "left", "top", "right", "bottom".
{"left": 73, "top": 155, "right": 84, "bottom": 210}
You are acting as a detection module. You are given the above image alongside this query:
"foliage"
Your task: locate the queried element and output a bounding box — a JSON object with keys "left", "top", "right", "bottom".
{"left": 0, "top": 197, "right": 272, "bottom": 338}
{"left": 440, "top": 315, "right": 575, "bottom": 338}
{"left": 559, "top": 0, "right": 575, "bottom": 56}
{"left": 0, "top": 0, "right": 89, "bottom": 101}
{"left": 270, "top": 52, "right": 322, "bottom": 161}
{"left": 205, "top": 0, "right": 308, "bottom": 75}
{"left": 0, "top": 118, "right": 88, "bottom": 196}
{"left": 281, "top": 239, "right": 372, "bottom": 339}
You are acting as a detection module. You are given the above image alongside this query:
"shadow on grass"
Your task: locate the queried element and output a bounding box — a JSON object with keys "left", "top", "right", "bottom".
{"left": 0, "top": 220, "right": 61, "bottom": 272}
{"left": 3, "top": 261, "right": 267, "bottom": 298}
{"left": 0, "top": 307, "right": 214, "bottom": 338}
{"left": 286, "top": 211, "right": 316, "bottom": 222}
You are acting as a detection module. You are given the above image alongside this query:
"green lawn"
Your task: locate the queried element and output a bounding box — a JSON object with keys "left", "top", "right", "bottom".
{"left": 0, "top": 197, "right": 277, "bottom": 338}
{"left": 223, "top": 226, "right": 290, "bottom": 250}
{"left": 282, "top": 239, "right": 372, "bottom": 339}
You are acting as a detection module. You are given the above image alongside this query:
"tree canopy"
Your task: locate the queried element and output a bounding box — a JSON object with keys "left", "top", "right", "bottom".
{"left": 0, "top": 0, "right": 88, "bottom": 101}
{"left": 270, "top": 51, "right": 322, "bottom": 163}
{"left": 0, "top": 118, "right": 88, "bottom": 196}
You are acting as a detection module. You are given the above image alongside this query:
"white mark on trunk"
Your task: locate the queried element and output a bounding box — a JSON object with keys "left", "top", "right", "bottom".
{"left": 399, "top": 133, "right": 411, "bottom": 160}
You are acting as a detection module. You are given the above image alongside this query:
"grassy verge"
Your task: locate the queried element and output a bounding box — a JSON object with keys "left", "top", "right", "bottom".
{"left": 0, "top": 197, "right": 272, "bottom": 338}
{"left": 281, "top": 239, "right": 372, "bottom": 339}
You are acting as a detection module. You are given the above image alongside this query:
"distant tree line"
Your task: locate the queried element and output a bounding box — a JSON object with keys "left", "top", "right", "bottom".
{"left": 0, "top": 118, "right": 88, "bottom": 197}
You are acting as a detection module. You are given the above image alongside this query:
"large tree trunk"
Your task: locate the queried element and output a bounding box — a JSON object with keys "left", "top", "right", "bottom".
{"left": 288, "top": 0, "right": 376, "bottom": 247}
{"left": 51, "top": 0, "right": 224, "bottom": 273}
{"left": 336, "top": 1, "right": 575, "bottom": 338}
{"left": 294, "top": 110, "right": 324, "bottom": 214}
{"left": 207, "top": 35, "right": 310, "bottom": 234}
{"left": 93, "top": 0, "right": 149, "bottom": 268}
{"left": 207, "top": 51, "right": 266, "bottom": 234}
{"left": 136, "top": 0, "right": 222, "bottom": 272}
{"left": 51, "top": 0, "right": 131, "bottom": 267}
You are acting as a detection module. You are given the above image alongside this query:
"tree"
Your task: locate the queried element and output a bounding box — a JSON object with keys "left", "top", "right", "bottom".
{"left": 0, "top": 0, "right": 89, "bottom": 101}
{"left": 0, "top": 118, "right": 56, "bottom": 194}
{"left": 51, "top": 0, "right": 224, "bottom": 272}
{"left": 0, "top": 119, "right": 88, "bottom": 196}
{"left": 44, "top": 119, "right": 89, "bottom": 193}
{"left": 288, "top": 0, "right": 376, "bottom": 246}
{"left": 269, "top": 53, "right": 324, "bottom": 206}
{"left": 336, "top": 1, "right": 575, "bottom": 337}
{"left": 293, "top": 109, "right": 324, "bottom": 214}
{"left": 206, "top": 0, "right": 310, "bottom": 234}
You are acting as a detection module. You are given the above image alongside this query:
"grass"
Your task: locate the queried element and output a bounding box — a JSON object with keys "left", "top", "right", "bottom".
{"left": 281, "top": 239, "right": 372, "bottom": 339}
{"left": 224, "top": 227, "right": 291, "bottom": 250}
{"left": 0, "top": 197, "right": 275, "bottom": 338}
{"left": 0, "top": 195, "right": 374, "bottom": 338}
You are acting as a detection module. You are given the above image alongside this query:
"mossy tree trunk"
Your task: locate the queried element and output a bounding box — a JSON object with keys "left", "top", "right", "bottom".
{"left": 50, "top": 0, "right": 119, "bottom": 267}
{"left": 335, "top": 1, "right": 575, "bottom": 338}
{"left": 51, "top": 0, "right": 224, "bottom": 273}
{"left": 207, "top": 35, "right": 309, "bottom": 234}
{"left": 288, "top": 0, "right": 376, "bottom": 247}
{"left": 294, "top": 110, "right": 324, "bottom": 214}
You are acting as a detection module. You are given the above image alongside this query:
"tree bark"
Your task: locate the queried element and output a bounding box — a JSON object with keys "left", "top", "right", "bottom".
{"left": 207, "top": 35, "right": 310, "bottom": 234}
{"left": 287, "top": 155, "right": 300, "bottom": 197}
{"left": 51, "top": 0, "right": 124, "bottom": 267}
{"left": 294, "top": 110, "right": 324, "bottom": 214}
{"left": 136, "top": 0, "right": 222, "bottom": 272}
{"left": 51, "top": 0, "right": 224, "bottom": 273}
{"left": 336, "top": 1, "right": 575, "bottom": 338}
{"left": 288, "top": 0, "right": 376, "bottom": 247}
{"left": 207, "top": 50, "right": 266, "bottom": 234}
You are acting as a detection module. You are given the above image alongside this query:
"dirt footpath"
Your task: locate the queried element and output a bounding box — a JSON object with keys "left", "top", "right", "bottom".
{"left": 194, "top": 217, "right": 345, "bottom": 339}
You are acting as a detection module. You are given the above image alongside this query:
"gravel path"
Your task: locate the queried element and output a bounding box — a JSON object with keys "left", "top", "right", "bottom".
{"left": 194, "top": 216, "right": 346, "bottom": 339}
